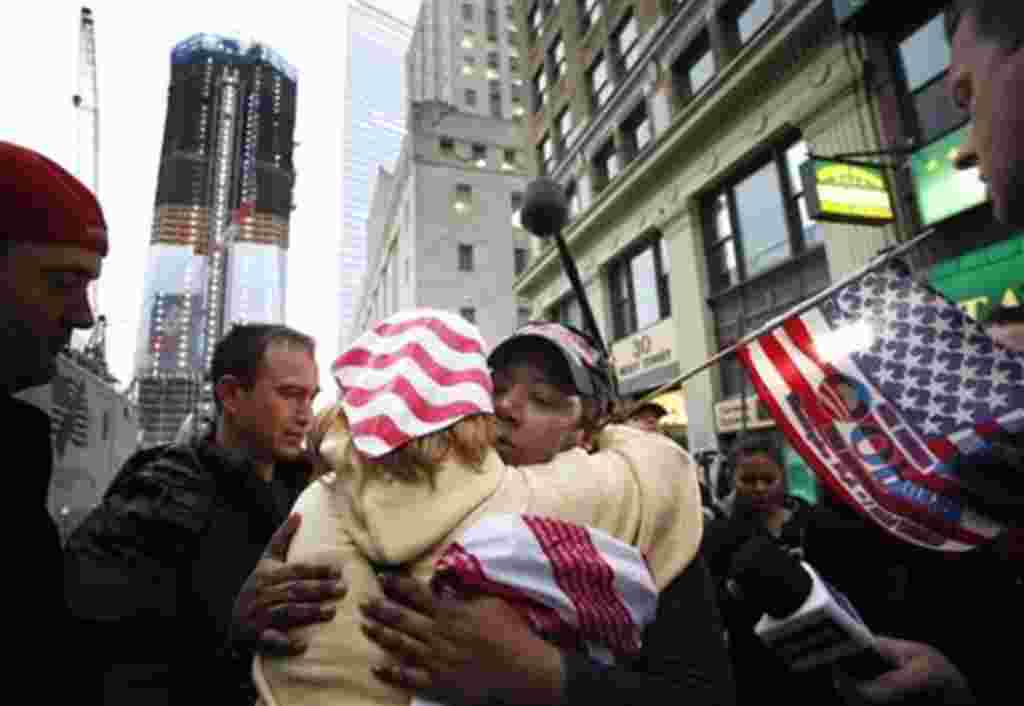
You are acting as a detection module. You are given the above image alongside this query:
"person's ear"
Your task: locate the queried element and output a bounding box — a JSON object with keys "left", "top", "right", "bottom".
{"left": 215, "top": 375, "right": 246, "bottom": 417}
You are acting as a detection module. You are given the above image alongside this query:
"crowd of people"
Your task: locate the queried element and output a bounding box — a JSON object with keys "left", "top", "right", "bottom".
{"left": 5, "top": 1, "right": 1021, "bottom": 703}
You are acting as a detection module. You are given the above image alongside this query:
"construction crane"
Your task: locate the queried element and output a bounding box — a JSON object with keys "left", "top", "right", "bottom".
{"left": 73, "top": 7, "right": 102, "bottom": 348}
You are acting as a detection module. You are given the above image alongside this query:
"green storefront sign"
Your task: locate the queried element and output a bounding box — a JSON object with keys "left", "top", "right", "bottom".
{"left": 928, "top": 235, "right": 1024, "bottom": 321}
{"left": 911, "top": 125, "right": 989, "bottom": 227}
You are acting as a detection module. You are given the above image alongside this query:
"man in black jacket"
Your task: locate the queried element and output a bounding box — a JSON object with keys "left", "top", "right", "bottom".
{"left": 2, "top": 140, "right": 108, "bottom": 702}
{"left": 65, "top": 323, "right": 331, "bottom": 705}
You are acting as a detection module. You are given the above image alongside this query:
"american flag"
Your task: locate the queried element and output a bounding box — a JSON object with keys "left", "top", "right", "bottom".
{"left": 332, "top": 309, "right": 494, "bottom": 458}
{"left": 738, "top": 259, "right": 1021, "bottom": 551}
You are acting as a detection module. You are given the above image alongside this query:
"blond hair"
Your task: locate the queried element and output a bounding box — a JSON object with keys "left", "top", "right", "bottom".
{"left": 310, "top": 402, "right": 497, "bottom": 483}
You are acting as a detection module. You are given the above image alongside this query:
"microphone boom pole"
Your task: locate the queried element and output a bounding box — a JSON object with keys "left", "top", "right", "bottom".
{"left": 521, "top": 178, "right": 609, "bottom": 359}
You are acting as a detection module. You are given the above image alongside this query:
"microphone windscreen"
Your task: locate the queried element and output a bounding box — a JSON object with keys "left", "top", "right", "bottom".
{"left": 730, "top": 534, "right": 813, "bottom": 620}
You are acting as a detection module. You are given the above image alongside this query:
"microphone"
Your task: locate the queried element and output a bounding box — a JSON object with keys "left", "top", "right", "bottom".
{"left": 730, "top": 535, "right": 893, "bottom": 679}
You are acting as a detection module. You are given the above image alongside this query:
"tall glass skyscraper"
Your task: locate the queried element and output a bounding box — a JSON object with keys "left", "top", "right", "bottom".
{"left": 340, "top": 1, "right": 412, "bottom": 348}
{"left": 135, "top": 33, "right": 298, "bottom": 446}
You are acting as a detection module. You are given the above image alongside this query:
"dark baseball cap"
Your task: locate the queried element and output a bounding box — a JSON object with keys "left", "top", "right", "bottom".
{"left": 488, "top": 321, "right": 614, "bottom": 404}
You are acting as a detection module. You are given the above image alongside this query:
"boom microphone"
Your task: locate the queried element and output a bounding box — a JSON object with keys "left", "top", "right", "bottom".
{"left": 521, "top": 178, "right": 610, "bottom": 369}
{"left": 730, "top": 535, "right": 893, "bottom": 679}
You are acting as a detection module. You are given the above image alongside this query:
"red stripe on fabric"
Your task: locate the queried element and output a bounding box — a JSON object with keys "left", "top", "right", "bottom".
{"left": 757, "top": 332, "right": 834, "bottom": 428}
{"left": 373, "top": 317, "right": 484, "bottom": 354}
{"left": 349, "top": 401, "right": 488, "bottom": 449}
{"left": 740, "top": 342, "right": 988, "bottom": 550}
{"left": 333, "top": 343, "right": 494, "bottom": 393}
{"left": 781, "top": 317, "right": 842, "bottom": 380}
{"left": 344, "top": 376, "right": 491, "bottom": 419}
{"left": 524, "top": 516, "right": 639, "bottom": 655}
{"left": 927, "top": 437, "right": 958, "bottom": 463}
{"left": 432, "top": 536, "right": 580, "bottom": 650}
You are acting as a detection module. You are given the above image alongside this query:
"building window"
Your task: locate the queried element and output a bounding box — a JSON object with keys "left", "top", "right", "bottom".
{"left": 504, "top": 149, "right": 519, "bottom": 169}
{"left": 454, "top": 183, "right": 473, "bottom": 213}
{"left": 440, "top": 136, "right": 455, "bottom": 155}
{"left": 588, "top": 53, "right": 612, "bottom": 109}
{"left": 609, "top": 235, "right": 671, "bottom": 338}
{"left": 510, "top": 55, "right": 520, "bottom": 74}
{"left": 518, "top": 305, "right": 532, "bottom": 327}
{"left": 579, "top": 0, "right": 602, "bottom": 34}
{"left": 487, "top": 8, "right": 499, "bottom": 40}
{"left": 533, "top": 67, "right": 548, "bottom": 110}
{"left": 490, "top": 90, "right": 503, "bottom": 118}
{"left": 458, "top": 243, "right": 475, "bottom": 271}
{"left": 506, "top": 4, "right": 515, "bottom": 21}
{"left": 405, "top": 257, "right": 410, "bottom": 283}
{"left": 898, "top": 13, "right": 968, "bottom": 144}
{"left": 472, "top": 143, "right": 487, "bottom": 167}
{"left": 565, "top": 177, "right": 582, "bottom": 219}
{"left": 515, "top": 247, "right": 529, "bottom": 275}
{"left": 549, "top": 293, "right": 583, "bottom": 330}
{"left": 462, "top": 31, "right": 476, "bottom": 49}
{"left": 538, "top": 133, "right": 555, "bottom": 174}
{"left": 463, "top": 2, "right": 475, "bottom": 22}
{"left": 549, "top": 34, "right": 566, "bottom": 80}
{"left": 557, "top": 106, "right": 575, "bottom": 152}
{"left": 592, "top": 138, "right": 617, "bottom": 192}
{"left": 460, "top": 306, "right": 477, "bottom": 323}
{"left": 612, "top": 10, "right": 641, "bottom": 74}
{"left": 465, "top": 88, "right": 478, "bottom": 106}
{"left": 462, "top": 55, "right": 476, "bottom": 76}
{"left": 487, "top": 51, "right": 500, "bottom": 70}
{"left": 729, "top": 0, "right": 774, "bottom": 46}
{"left": 704, "top": 136, "right": 820, "bottom": 291}
{"left": 621, "top": 101, "right": 652, "bottom": 162}
{"left": 671, "top": 31, "right": 715, "bottom": 106}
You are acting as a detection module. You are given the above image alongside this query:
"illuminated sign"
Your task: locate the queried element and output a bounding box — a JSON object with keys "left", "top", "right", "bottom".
{"left": 911, "top": 124, "right": 989, "bottom": 226}
{"left": 800, "top": 159, "right": 895, "bottom": 225}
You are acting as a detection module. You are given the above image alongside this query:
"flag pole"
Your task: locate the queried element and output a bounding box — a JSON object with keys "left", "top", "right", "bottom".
{"left": 641, "top": 228, "right": 939, "bottom": 403}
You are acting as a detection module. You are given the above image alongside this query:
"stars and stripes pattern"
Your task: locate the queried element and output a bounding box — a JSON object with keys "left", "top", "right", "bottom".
{"left": 432, "top": 514, "right": 657, "bottom": 663}
{"left": 332, "top": 308, "right": 494, "bottom": 458}
{"left": 738, "top": 260, "right": 1018, "bottom": 551}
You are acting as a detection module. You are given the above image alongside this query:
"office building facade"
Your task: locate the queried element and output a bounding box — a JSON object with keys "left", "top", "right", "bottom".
{"left": 340, "top": 1, "right": 413, "bottom": 350}
{"left": 351, "top": 0, "right": 532, "bottom": 349}
{"left": 135, "top": 33, "right": 297, "bottom": 446}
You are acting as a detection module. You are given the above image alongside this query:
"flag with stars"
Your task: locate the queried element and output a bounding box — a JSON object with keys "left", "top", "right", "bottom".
{"left": 737, "top": 259, "right": 1021, "bottom": 551}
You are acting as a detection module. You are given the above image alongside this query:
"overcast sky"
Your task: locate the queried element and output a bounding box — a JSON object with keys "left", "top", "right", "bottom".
{"left": 2, "top": 0, "right": 421, "bottom": 404}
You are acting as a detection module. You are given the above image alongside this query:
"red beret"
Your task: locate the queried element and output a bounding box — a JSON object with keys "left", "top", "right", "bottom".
{"left": 1, "top": 141, "right": 108, "bottom": 256}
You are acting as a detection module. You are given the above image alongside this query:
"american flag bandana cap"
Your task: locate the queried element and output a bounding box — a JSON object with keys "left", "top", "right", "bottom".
{"left": 489, "top": 321, "right": 609, "bottom": 399}
{"left": 332, "top": 308, "right": 494, "bottom": 458}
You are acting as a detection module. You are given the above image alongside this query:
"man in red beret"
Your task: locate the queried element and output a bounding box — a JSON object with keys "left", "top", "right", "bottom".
{"left": 1, "top": 140, "right": 106, "bottom": 698}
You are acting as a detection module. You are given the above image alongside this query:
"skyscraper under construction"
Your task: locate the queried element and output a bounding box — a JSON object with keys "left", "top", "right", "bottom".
{"left": 134, "top": 34, "right": 298, "bottom": 446}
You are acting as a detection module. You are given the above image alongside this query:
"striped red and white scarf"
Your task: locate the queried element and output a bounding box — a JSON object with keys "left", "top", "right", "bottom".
{"left": 413, "top": 513, "right": 658, "bottom": 706}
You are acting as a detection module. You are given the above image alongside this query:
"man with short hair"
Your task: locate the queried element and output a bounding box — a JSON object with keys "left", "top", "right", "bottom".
{"left": 355, "top": 322, "right": 736, "bottom": 706}
{"left": 65, "top": 323, "right": 338, "bottom": 705}
{"left": 625, "top": 400, "right": 669, "bottom": 434}
{"left": 2, "top": 140, "right": 106, "bottom": 701}
{"left": 947, "top": 0, "right": 1024, "bottom": 227}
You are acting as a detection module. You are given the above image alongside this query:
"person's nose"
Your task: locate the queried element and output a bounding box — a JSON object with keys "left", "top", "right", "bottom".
{"left": 67, "top": 286, "right": 95, "bottom": 330}
{"left": 494, "top": 383, "right": 525, "bottom": 423}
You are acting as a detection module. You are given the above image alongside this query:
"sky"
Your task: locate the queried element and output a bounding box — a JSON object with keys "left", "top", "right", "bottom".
{"left": 2, "top": 0, "right": 421, "bottom": 405}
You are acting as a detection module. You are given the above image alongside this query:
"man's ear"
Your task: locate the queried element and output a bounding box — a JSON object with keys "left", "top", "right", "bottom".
{"left": 214, "top": 375, "right": 245, "bottom": 416}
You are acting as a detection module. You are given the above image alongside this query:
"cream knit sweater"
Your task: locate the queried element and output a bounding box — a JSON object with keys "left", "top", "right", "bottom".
{"left": 254, "top": 424, "right": 701, "bottom": 706}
